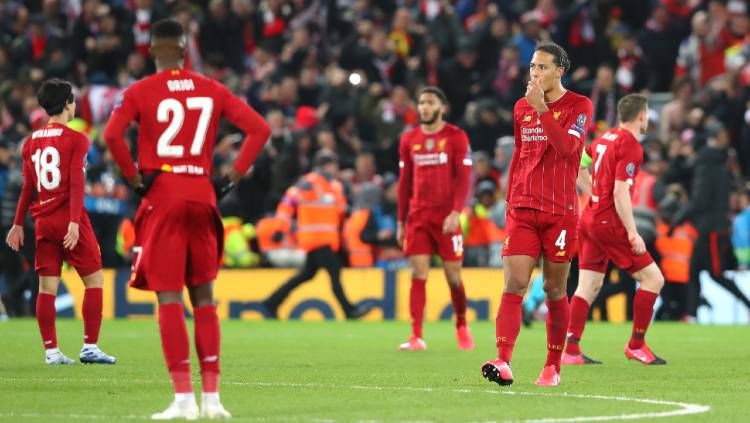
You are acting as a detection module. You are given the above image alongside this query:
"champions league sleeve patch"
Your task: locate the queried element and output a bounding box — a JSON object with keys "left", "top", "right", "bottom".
{"left": 626, "top": 162, "right": 636, "bottom": 177}
{"left": 569, "top": 113, "right": 588, "bottom": 137}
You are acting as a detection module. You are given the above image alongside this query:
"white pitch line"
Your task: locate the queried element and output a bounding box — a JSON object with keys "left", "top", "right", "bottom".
{"left": 0, "top": 377, "right": 710, "bottom": 422}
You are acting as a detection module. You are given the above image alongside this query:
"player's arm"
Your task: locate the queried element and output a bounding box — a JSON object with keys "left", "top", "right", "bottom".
{"left": 103, "top": 89, "right": 140, "bottom": 187}
{"left": 63, "top": 135, "right": 89, "bottom": 250}
{"left": 6, "top": 144, "right": 33, "bottom": 251}
{"left": 220, "top": 86, "right": 272, "bottom": 182}
{"left": 613, "top": 180, "right": 645, "bottom": 255}
{"left": 396, "top": 134, "right": 413, "bottom": 246}
{"left": 537, "top": 97, "right": 593, "bottom": 157}
{"left": 505, "top": 103, "right": 522, "bottom": 204}
{"left": 445, "top": 131, "right": 472, "bottom": 233}
{"left": 577, "top": 149, "right": 592, "bottom": 195}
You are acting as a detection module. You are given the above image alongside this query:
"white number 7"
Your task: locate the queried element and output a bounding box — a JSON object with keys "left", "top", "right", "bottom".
{"left": 554, "top": 230, "right": 566, "bottom": 250}
{"left": 156, "top": 97, "right": 214, "bottom": 158}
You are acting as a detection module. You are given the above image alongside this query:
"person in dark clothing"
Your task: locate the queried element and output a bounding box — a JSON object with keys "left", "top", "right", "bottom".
{"left": 672, "top": 121, "right": 750, "bottom": 318}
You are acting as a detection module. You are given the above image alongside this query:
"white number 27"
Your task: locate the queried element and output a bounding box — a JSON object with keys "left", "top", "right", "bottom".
{"left": 156, "top": 97, "right": 214, "bottom": 157}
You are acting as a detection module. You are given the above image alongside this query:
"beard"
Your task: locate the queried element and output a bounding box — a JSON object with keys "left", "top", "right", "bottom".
{"left": 419, "top": 110, "right": 440, "bottom": 125}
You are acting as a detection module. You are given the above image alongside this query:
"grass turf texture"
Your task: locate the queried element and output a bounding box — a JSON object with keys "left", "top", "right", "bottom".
{"left": 0, "top": 320, "right": 748, "bottom": 422}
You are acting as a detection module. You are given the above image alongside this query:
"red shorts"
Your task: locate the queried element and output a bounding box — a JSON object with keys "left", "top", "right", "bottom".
{"left": 35, "top": 211, "right": 102, "bottom": 277}
{"left": 404, "top": 209, "right": 463, "bottom": 262}
{"left": 502, "top": 208, "right": 578, "bottom": 263}
{"left": 130, "top": 198, "right": 224, "bottom": 292}
{"left": 578, "top": 213, "right": 653, "bottom": 274}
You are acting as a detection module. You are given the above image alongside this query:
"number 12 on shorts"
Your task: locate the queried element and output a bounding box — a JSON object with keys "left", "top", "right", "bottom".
{"left": 452, "top": 235, "right": 464, "bottom": 254}
{"left": 554, "top": 230, "right": 566, "bottom": 250}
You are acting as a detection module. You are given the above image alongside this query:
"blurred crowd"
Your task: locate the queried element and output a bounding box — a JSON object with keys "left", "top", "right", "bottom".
{"left": 2, "top": 0, "right": 750, "bottom": 321}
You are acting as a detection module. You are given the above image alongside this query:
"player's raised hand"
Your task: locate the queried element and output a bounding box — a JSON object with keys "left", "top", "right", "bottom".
{"left": 525, "top": 78, "right": 546, "bottom": 112}
{"left": 628, "top": 231, "right": 646, "bottom": 256}
{"left": 63, "top": 222, "right": 80, "bottom": 250}
{"left": 396, "top": 221, "right": 405, "bottom": 248}
{"left": 442, "top": 211, "right": 460, "bottom": 234}
{"left": 5, "top": 224, "right": 24, "bottom": 252}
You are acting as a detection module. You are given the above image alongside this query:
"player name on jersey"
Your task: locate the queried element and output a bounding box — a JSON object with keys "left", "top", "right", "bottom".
{"left": 32, "top": 128, "right": 63, "bottom": 139}
{"left": 166, "top": 79, "right": 195, "bottom": 92}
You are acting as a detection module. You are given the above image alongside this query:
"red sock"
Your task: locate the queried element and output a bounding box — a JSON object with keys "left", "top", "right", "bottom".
{"left": 36, "top": 292, "right": 57, "bottom": 350}
{"left": 450, "top": 283, "right": 468, "bottom": 328}
{"left": 565, "top": 295, "right": 590, "bottom": 355}
{"left": 629, "top": 289, "right": 658, "bottom": 349}
{"left": 82, "top": 288, "right": 103, "bottom": 344}
{"left": 410, "top": 278, "right": 426, "bottom": 338}
{"left": 194, "top": 304, "right": 221, "bottom": 393}
{"left": 545, "top": 297, "right": 569, "bottom": 373}
{"left": 495, "top": 293, "right": 523, "bottom": 363}
{"left": 158, "top": 303, "right": 193, "bottom": 394}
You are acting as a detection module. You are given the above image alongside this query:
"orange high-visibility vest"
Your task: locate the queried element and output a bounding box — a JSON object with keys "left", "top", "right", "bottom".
{"left": 655, "top": 220, "right": 697, "bottom": 283}
{"left": 256, "top": 216, "right": 295, "bottom": 252}
{"left": 343, "top": 209, "right": 374, "bottom": 267}
{"left": 464, "top": 205, "right": 505, "bottom": 247}
{"left": 278, "top": 172, "right": 346, "bottom": 252}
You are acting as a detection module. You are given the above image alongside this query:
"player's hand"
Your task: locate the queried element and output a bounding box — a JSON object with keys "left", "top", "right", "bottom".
{"left": 63, "top": 222, "right": 80, "bottom": 250}
{"left": 525, "top": 78, "right": 547, "bottom": 113}
{"left": 442, "top": 211, "right": 460, "bottom": 234}
{"left": 5, "top": 224, "right": 24, "bottom": 252}
{"left": 126, "top": 174, "right": 146, "bottom": 196}
{"left": 628, "top": 231, "right": 646, "bottom": 256}
{"left": 396, "top": 221, "right": 405, "bottom": 248}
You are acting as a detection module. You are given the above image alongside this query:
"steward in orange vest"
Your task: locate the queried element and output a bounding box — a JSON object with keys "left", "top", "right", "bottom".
{"left": 260, "top": 151, "right": 373, "bottom": 319}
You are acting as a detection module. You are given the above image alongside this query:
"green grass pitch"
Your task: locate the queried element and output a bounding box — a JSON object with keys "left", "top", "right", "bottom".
{"left": 1, "top": 320, "right": 748, "bottom": 422}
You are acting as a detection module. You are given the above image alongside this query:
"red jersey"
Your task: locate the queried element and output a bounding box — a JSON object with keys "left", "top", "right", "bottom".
{"left": 14, "top": 123, "right": 88, "bottom": 225}
{"left": 103, "top": 68, "right": 270, "bottom": 205}
{"left": 397, "top": 123, "right": 472, "bottom": 221}
{"left": 507, "top": 90, "right": 593, "bottom": 215}
{"left": 584, "top": 127, "right": 644, "bottom": 221}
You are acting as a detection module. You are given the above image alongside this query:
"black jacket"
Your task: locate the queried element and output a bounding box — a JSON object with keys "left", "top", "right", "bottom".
{"left": 673, "top": 146, "right": 730, "bottom": 232}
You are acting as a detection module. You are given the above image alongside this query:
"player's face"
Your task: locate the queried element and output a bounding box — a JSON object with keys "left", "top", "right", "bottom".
{"left": 639, "top": 108, "right": 649, "bottom": 134}
{"left": 418, "top": 93, "right": 444, "bottom": 125}
{"left": 529, "top": 51, "right": 563, "bottom": 92}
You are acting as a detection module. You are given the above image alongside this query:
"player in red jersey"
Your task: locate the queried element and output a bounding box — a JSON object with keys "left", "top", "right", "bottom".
{"left": 481, "top": 42, "right": 593, "bottom": 387}
{"left": 564, "top": 94, "right": 667, "bottom": 366}
{"left": 5, "top": 79, "right": 116, "bottom": 366}
{"left": 103, "top": 19, "right": 270, "bottom": 420}
{"left": 396, "top": 87, "right": 474, "bottom": 351}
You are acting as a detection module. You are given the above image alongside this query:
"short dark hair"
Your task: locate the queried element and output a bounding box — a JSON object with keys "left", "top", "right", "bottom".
{"left": 418, "top": 86, "right": 448, "bottom": 104}
{"left": 37, "top": 78, "right": 74, "bottom": 116}
{"left": 151, "top": 18, "right": 184, "bottom": 40}
{"left": 617, "top": 94, "right": 649, "bottom": 123}
{"left": 534, "top": 41, "right": 570, "bottom": 72}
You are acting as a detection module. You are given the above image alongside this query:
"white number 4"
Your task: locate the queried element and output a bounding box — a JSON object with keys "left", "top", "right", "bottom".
{"left": 156, "top": 97, "right": 214, "bottom": 158}
{"left": 554, "top": 230, "right": 567, "bottom": 250}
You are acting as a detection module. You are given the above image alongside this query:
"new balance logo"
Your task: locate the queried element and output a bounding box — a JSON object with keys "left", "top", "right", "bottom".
{"left": 556, "top": 251, "right": 566, "bottom": 257}
{"left": 202, "top": 355, "right": 218, "bottom": 363}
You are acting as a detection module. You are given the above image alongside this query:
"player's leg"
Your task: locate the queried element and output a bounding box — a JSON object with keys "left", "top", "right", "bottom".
{"left": 535, "top": 213, "right": 578, "bottom": 386}
{"left": 263, "top": 248, "right": 321, "bottom": 318}
{"left": 564, "top": 225, "right": 606, "bottom": 365}
{"left": 482, "top": 208, "right": 541, "bottom": 386}
{"left": 76, "top": 270, "right": 116, "bottom": 364}
{"left": 34, "top": 232, "right": 74, "bottom": 365}
{"left": 399, "top": 254, "right": 430, "bottom": 350}
{"left": 67, "top": 213, "right": 115, "bottom": 363}
{"left": 37, "top": 275, "right": 75, "bottom": 365}
{"left": 187, "top": 282, "right": 230, "bottom": 419}
{"left": 563, "top": 270, "right": 605, "bottom": 364}
{"left": 151, "top": 290, "right": 199, "bottom": 420}
{"left": 443, "top": 260, "right": 474, "bottom": 350}
{"left": 624, "top": 262, "right": 667, "bottom": 365}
